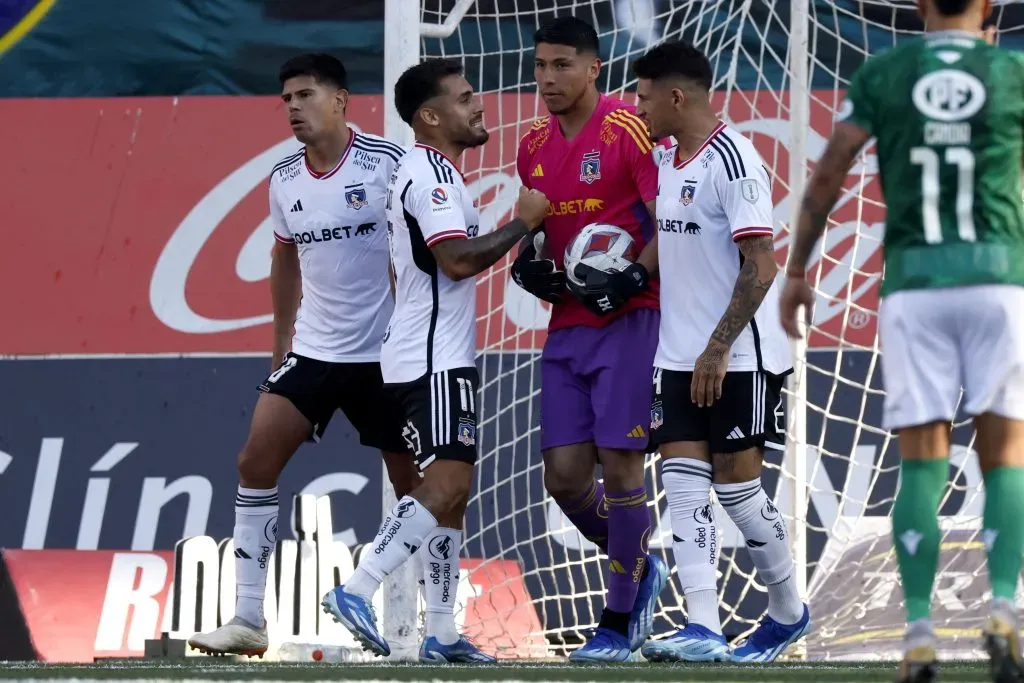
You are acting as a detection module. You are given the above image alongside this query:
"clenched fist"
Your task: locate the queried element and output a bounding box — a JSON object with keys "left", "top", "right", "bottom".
{"left": 517, "top": 186, "right": 550, "bottom": 230}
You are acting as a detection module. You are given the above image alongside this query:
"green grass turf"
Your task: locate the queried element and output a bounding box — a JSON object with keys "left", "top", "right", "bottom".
{"left": 0, "top": 660, "right": 993, "bottom": 682}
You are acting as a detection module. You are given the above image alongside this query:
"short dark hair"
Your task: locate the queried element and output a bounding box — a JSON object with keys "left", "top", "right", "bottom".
{"left": 533, "top": 16, "right": 600, "bottom": 56}
{"left": 932, "top": 0, "right": 972, "bottom": 16}
{"left": 278, "top": 53, "right": 348, "bottom": 90}
{"left": 632, "top": 41, "right": 713, "bottom": 92}
{"left": 394, "top": 58, "right": 465, "bottom": 126}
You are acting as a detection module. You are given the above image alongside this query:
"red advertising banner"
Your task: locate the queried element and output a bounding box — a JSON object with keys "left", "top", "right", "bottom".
{"left": 2, "top": 549, "right": 543, "bottom": 662}
{"left": 0, "top": 93, "right": 882, "bottom": 355}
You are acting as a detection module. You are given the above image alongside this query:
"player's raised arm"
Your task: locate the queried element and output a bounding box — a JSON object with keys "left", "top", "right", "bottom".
{"left": 431, "top": 186, "right": 549, "bottom": 281}
{"left": 268, "top": 180, "right": 302, "bottom": 369}
{"left": 390, "top": 57, "right": 551, "bottom": 282}
{"left": 779, "top": 84, "right": 872, "bottom": 338}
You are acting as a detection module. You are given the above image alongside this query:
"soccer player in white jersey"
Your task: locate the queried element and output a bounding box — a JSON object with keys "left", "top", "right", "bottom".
{"left": 322, "top": 58, "right": 550, "bottom": 662}
{"left": 188, "top": 54, "right": 420, "bottom": 657}
{"left": 631, "top": 42, "right": 810, "bottom": 663}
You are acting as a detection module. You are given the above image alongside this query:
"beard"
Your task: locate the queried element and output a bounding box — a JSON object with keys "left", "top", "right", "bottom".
{"left": 543, "top": 100, "right": 570, "bottom": 115}
{"left": 457, "top": 126, "right": 490, "bottom": 148}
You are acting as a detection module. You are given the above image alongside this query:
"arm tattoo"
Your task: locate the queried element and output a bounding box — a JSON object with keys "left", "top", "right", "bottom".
{"left": 432, "top": 218, "right": 530, "bottom": 278}
{"left": 789, "top": 122, "right": 870, "bottom": 272}
{"left": 709, "top": 235, "right": 778, "bottom": 348}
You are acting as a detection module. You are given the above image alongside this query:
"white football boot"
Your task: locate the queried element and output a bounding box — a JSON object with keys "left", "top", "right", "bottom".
{"left": 188, "top": 617, "right": 268, "bottom": 657}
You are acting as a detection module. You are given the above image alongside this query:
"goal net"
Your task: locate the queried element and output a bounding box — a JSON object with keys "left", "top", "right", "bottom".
{"left": 403, "top": 0, "right": 1024, "bottom": 661}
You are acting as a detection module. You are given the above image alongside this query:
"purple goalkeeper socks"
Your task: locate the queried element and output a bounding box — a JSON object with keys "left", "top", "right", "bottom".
{"left": 555, "top": 480, "right": 609, "bottom": 551}
{"left": 605, "top": 487, "right": 651, "bottom": 614}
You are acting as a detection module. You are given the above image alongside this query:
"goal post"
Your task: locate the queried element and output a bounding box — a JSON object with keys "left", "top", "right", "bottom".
{"left": 379, "top": 0, "right": 419, "bottom": 663}
{"left": 784, "top": 0, "right": 811, "bottom": 608}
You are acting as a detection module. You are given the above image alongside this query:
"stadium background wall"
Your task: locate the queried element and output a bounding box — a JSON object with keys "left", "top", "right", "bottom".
{"left": 2, "top": 0, "right": 1022, "bottom": 96}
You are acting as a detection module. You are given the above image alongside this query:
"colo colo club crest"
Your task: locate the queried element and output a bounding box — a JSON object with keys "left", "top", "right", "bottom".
{"left": 580, "top": 151, "right": 601, "bottom": 184}
{"left": 345, "top": 184, "right": 368, "bottom": 210}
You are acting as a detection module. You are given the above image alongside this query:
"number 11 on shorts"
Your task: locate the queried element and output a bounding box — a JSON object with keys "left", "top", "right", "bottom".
{"left": 456, "top": 377, "right": 475, "bottom": 412}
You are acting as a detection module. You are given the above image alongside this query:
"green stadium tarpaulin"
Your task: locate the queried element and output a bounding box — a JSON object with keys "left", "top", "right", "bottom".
{"left": 1, "top": 0, "right": 1022, "bottom": 97}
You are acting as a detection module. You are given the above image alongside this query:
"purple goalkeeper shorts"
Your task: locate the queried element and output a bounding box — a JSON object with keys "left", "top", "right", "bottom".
{"left": 540, "top": 308, "right": 660, "bottom": 451}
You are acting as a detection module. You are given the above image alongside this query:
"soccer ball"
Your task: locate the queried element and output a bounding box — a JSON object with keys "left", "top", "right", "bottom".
{"left": 564, "top": 223, "right": 636, "bottom": 289}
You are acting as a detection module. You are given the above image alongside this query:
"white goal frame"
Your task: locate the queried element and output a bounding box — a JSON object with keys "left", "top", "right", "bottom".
{"left": 380, "top": 0, "right": 813, "bottom": 661}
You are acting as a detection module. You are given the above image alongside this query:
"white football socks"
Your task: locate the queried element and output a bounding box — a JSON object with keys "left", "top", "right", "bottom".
{"left": 233, "top": 485, "right": 279, "bottom": 627}
{"left": 422, "top": 526, "right": 461, "bottom": 645}
{"left": 714, "top": 479, "right": 804, "bottom": 625}
{"left": 346, "top": 496, "right": 438, "bottom": 600}
{"left": 662, "top": 458, "right": 722, "bottom": 634}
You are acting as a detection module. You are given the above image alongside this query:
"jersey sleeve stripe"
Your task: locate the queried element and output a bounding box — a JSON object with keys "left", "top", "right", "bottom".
{"left": 399, "top": 178, "right": 414, "bottom": 204}
{"left": 607, "top": 108, "right": 648, "bottom": 133}
{"left": 425, "top": 229, "right": 468, "bottom": 247}
{"left": 354, "top": 141, "right": 403, "bottom": 162}
{"left": 708, "top": 138, "right": 738, "bottom": 181}
{"left": 607, "top": 110, "right": 653, "bottom": 153}
{"left": 426, "top": 151, "right": 445, "bottom": 183}
{"left": 427, "top": 151, "right": 455, "bottom": 184}
{"left": 357, "top": 135, "right": 405, "bottom": 155}
{"left": 719, "top": 133, "right": 748, "bottom": 177}
{"left": 270, "top": 151, "right": 303, "bottom": 176}
{"left": 274, "top": 232, "right": 294, "bottom": 244}
{"left": 355, "top": 138, "right": 405, "bottom": 161}
{"left": 732, "top": 226, "right": 774, "bottom": 240}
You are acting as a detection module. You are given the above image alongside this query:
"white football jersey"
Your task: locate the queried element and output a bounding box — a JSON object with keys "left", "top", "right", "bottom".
{"left": 382, "top": 144, "right": 480, "bottom": 384}
{"left": 654, "top": 122, "right": 791, "bottom": 375}
{"left": 269, "top": 130, "right": 405, "bottom": 363}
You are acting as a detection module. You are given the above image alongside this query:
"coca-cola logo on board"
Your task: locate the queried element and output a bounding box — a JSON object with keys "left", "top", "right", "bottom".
{"left": 150, "top": 113, "right": 885, "bottom": 342}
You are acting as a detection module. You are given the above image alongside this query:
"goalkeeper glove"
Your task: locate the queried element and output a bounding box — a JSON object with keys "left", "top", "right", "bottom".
{"left": 567, "top": 262, "right": 650, "bottom": 316}
{"left": 510, "top": 236, "right": 566, "bottom": 305}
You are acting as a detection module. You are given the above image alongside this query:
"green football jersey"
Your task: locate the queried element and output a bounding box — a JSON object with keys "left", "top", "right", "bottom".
{"left": 841, "top": 30, "right": 1024, "bottom": 296}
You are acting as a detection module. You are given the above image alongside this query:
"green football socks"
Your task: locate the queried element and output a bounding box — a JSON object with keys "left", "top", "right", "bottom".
{"left": 982, "top": 466, "right": 1024, "bottom": 602}
{"left": 892, "top": 458, "right": 948, "bottom": 623}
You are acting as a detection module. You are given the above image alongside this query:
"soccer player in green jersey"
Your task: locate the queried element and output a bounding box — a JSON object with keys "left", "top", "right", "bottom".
{"left": 780, "top": 0, "right": 1024, "bottom": 681}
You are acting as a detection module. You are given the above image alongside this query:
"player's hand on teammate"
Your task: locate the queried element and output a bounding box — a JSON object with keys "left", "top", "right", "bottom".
{"left": 517, "top": 186, "right": 550, "bottom": 230}
{"left": 511, "top": 231, "right": 566, "bottom": 304}
{"left": 983, "top": 26, "right": 997, "bottom": 45}
{"left": 779, "top": 274, "right": 815, "bottom": 339}
{"left": 691, "top": 339, "right": 730, "bottom": 407}
{"left": 567, "top": 261, "right": 650, "bottom": 316}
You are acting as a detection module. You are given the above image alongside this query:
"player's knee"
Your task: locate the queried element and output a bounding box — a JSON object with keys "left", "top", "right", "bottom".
{"left": 419, "top": 461, "right": 472, "bottom": 518}
{"left": 542, "top": 466, "right": 588, "bottom": 501}
{"left": 237, "top": 442, "right": 285, "bottom": 489}
{"left": 429, "top": 478, "right": 470, "bottom": 519}
{"left": 443, "top": 476, "right": 471, "bottom": 507}
{"left": 542, "top": 445, "right": 598, "bottom": 499}
{"left": 974, "top": 413, "right": 1024, "bottom": 471}
{"left": 597, "top": 448, "right": 646, "bottom": 492}
{"left": 711, "top": 449, "right": 763, "bottom": 484}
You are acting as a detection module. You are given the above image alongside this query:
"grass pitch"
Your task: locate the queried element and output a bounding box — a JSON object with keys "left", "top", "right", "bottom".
{"left": 0, "top": 660, "right": 994, "bottom": 683}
